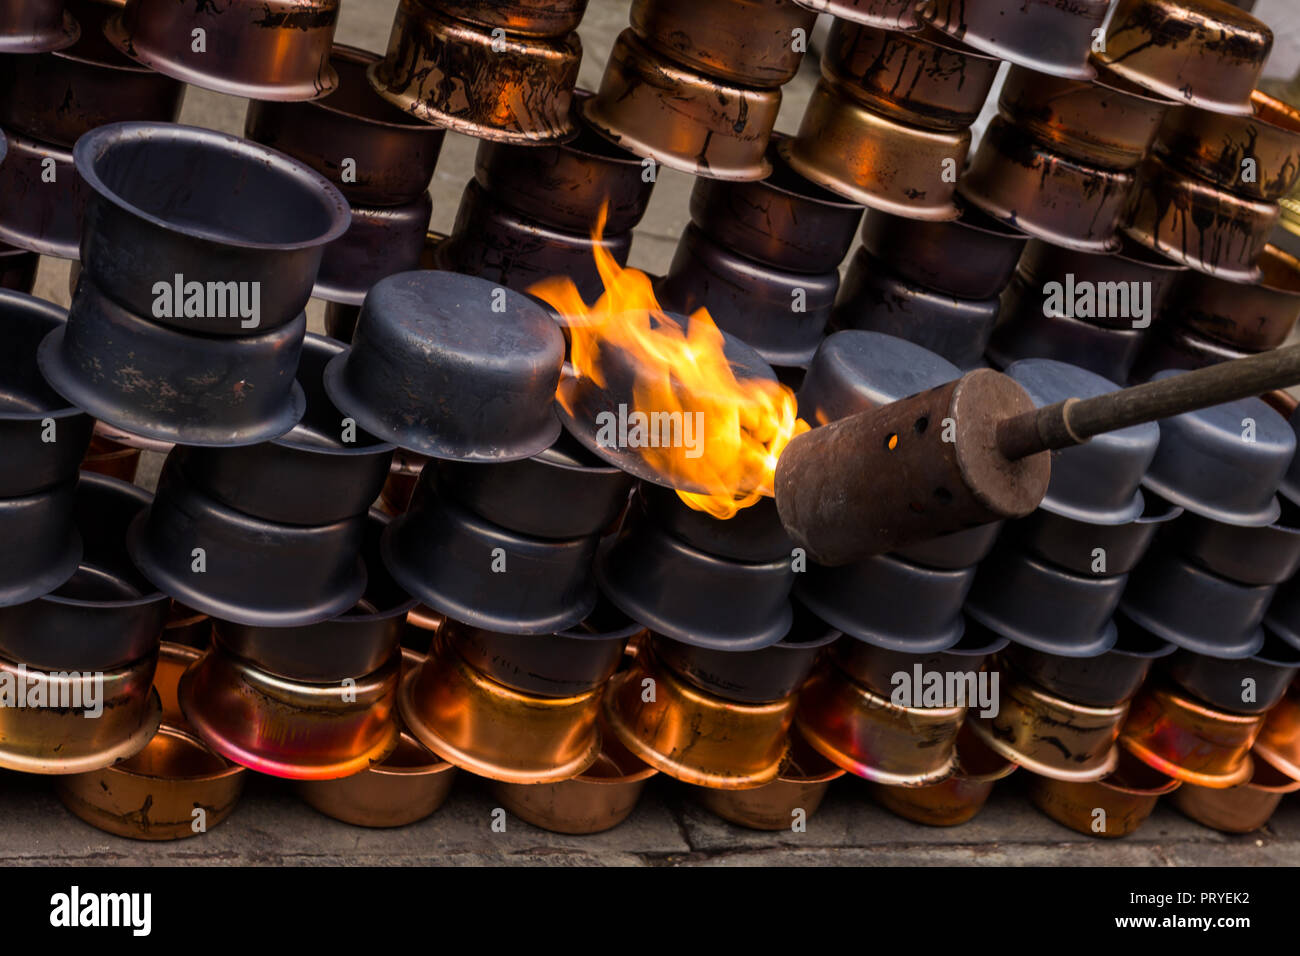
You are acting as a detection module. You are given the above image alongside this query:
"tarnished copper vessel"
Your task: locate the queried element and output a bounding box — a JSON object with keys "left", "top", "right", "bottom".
{"left": 922, "top": 0, "right": 1109, "bottom": 80}
{"left": 0, "top": 128, "right": 84, "bottom": 257}
{"left": 399, "top": 631, "right": 601, "bottom": 784}
{"left": 1172, "top": 749, "right": 1300, "bottom": 833}
{"left": 871, "top": 722, "right": 1016, "bottom": 826}
{"left": 796, "top": 662, "right": 963, "bottom": 786}
{"left": 1120, "top": 683, "right": 1262, "bottom": 789}
{"left": 1170, "top": 244, "right": 1300, "bottom": 352}
{"left": 1028, "top": 749, "right": 1181, "bottom": 838}
{"left": 696, "top": 729, "right": 844, "bottom": 830}
{"left": 370, "top": 0, "right": 580, "bottom": 144}
{"left": 603, "top": 641, "right": 794, "bottom": 790}
{"left": 583, "top": 30, "right": 778, "bottom": 180}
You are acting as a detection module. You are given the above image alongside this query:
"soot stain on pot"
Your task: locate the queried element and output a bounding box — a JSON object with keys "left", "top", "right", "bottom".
{"left": 252, "top": 3, "right": 335, "bottom": 31}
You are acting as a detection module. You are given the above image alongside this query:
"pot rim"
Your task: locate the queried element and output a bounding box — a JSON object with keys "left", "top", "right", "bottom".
{"left": 74, "top": 122, "right": 351, "bottom": 252}
{"left": 0, "top": 686, "right": 162, "bottom": 774}
{"left": 102, "top": 723, "right": 245, "bottom": 784}
{"left": 51, "top": 0, "right": 155, "bottom": 73}
{"left": 274, "top": 334, "right": 397, "bottom": 458}
{"left": 312, "top": 44, "right": 438, "bottom": 131}
{"left": 0, "top": 290, "right": 85, "bottom": 425}
{"left": 365, "top": 730, "right": 454, "bottom": 777}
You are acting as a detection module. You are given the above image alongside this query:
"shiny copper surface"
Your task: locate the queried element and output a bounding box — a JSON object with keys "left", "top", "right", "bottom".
{"left": 1171, "top": 244, "right": 1300, "bottom": 351}
{"left": 491, "top": 714, "right": 656, "bottom": 833}
{"left": 969, "top": 670, "right": 1124, "bottom": 783}
{"left": 784, "top": 78, "right": 966, "bottom": 219}
{"left": 603, "top": 642, "right": 794, "bottom": 790}
{"left": 1094, "top": 0, "right": 1271, "bottom": 115}
{"left": 1028, "top": 749, "right": 1181, "bottom": 838}
{"left": 629, "top": 0, "right": 815, "bottom": 89}
{"left": 106, "top": 0, "right": 339, "bottom": 101}
{"left": 0, "top": 651, "right": 161, "bottom": 774}
{"left": 1172, "top": 749, "right": 1300, "bottom": 833}
{"left": 796, "top": 662, "right": 963, "bottom": 787}
{"left": 154, "top": 641, "right": 199, "bottom": 728}
{"left": 370, "top": 0, "right": 580, "bottom": 144}
{"left": 1123, "top": 150, "right": 1277, "bottom": 280}
{"left": 398, "top": 631, "right": 601, "bottom": 784}
{"left": 960, "top": 117, "right": 1133, "bottom": 253}
{"left": 583, "top": 29, "right": 778, "bottom": 180}
{"left": 1255, "top": 687, "right": 1300, "bottom": 781}
{"left": 178, "top": 642, "right": 400, "bottom": 781}
{"left": 871, "top": 721, "right": 1016, "bottom": 826}
{"left": 296, "top": 730, "right": 456, "bottom": 827}
{"left": 1120, "top": 683, "right": 1262, "bottom": 789}
{"left": 696, "top": 728, "right": 845, "bottom": 830}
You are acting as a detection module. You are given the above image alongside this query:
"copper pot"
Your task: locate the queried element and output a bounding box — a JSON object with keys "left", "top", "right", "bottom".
{"left": 583, "top": 29, "right": 779, "bottom": 181}
{"left": 1120, "top": 683, "right": 1263, "bottom": 789}
{"left": 107, "top": 0, "right": 340, "bottom": 101}
{"left": 1171, "top": 749, "right": 1300, "bottom": 833}
{"left": 1169, "top": 244, "right": 1300, "bottom": 352}
{"left": 871, "top": 722, "right": 1016, "bottom": 826}
{"left": 1254, "top": 687, "right": 1300, "bottom": 782}
{"left": 1028, "top": 748, "right": 1181, "bottom": 838}
{"left": 922, "top": 0, "right": 1109, "bottom": 80}
{"left": 370, "top": 0, "right": 579, "bottom": 144}
{"left": 696, "top": 729, "right": 844, "bottom": 830}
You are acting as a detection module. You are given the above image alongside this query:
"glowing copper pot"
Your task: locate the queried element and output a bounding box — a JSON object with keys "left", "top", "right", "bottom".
{"left": 629, "top": 0, "right": 815, "bottom": 89}
{"left": 106, "top": 0, "right": 340, "bottom": 101}
{"left": 399, "top": 630, "right": 601, "bottom": 784}
{"left": 1119, "top": 683, "right": 1263, "bottom": 789}
{"left": 796, "top": 661, "right": 963, "bottom": 786}
{"left": 583, "top": 29, "right": 779, "bottom": 181}
{"left": 0, "top": 0, "right": 76, "bottom": 52}
{"left": 1028, "top": 749, "right": 1181, "bottom": 838}
{"left": 696, "top": 729, "right": 844, "bottom": 830}
{"left": 969, "top": 670, "right": 1125, "bottom": 783}
{"left": 1172, "top": 753, "right": 1300, "bottom": 833}
{"left": 370, "top": 0, "right": 579, "bottom": 144}
{"left": 491, "top": 715, "right": 656, "bottom": 834}
{"left": 870, "top": 722, "right": 1016, "bottom": 826}
{"left": 178, "top": 641, "right": 400, "bottom": 780}
{"left": 603, "top": 641, "right": 794, "bottom": 790}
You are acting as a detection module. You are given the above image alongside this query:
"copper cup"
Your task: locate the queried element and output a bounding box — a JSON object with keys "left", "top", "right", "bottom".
{"left": 583, "top": 29, "right": 779, "bottom": 181}
{"left": 297, "top": 730, "right": 457, "bottom": 828}
{"left": 603, "top": 641, "right": 794, "bottom": 790}
{"left": 179, "top": 641, "right": 400, "bottom": 781}
{"left": 491, "top": 715, "right": 656, "bottom": 834}
{"left": 399, "top": 631, "right": 601, "bottom": 784}
{"left": 370, "top": 0, "right": 579, "bottom": 144}
{"left": 1170, "top": 244, "right": 1300, "bottom": 351}
{"left": 784, "top": 78, "right": 966, "bottom": 220}
{"left": 871, "top": 722, "right": 1016, "bottom": 826}
{"left": 695, "top": 729, "right": 844, "bottom": 830}
{"left": 792, "top": 0, "right": 923, "bottom": 32}
{"left": 106, "top": 0, "right": 339, "bottom": 101}
{"left": 998, "top": 65, "right": 1175, "bottom": 170}
{"left": 1124, "top": 151, "right": 1278, "bottom": 281}
{"left": 823, "top": 20, "right": 1001, "bottom": 132}
{"left": 1028, "top": 748, "right": 1181, "bottom": 838}
{"left": 969, "top": 670, "right": 1125, "bottom": 783}
{"left": 1120, "top": 683, "right": 1262, "bottom": 789}
{"left": 0, "top": 651, "right": 161, "bottom": 774}
{"left": 1254, "top": 687, "right": 1300, "bottom": 782}
{"left": 960, "top": 117, "right": 1133, "bottom": 253}
{"left": 796, "top": 661, "right": 963, "bottom": 786}
{"left": 629, "top": 0, "right": 815, "bottom": 89}
{"left": 1172, "top": 749, "right": 1300, "bottom": 833}
{"left": 1093, "top": 0, "right": 1272, "bottom": 116}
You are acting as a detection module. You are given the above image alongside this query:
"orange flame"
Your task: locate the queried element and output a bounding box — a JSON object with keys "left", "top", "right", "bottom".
{"left": 530, "top": 207, "right": 809, "bottom": 519}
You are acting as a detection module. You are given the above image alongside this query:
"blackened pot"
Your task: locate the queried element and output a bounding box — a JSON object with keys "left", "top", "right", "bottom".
{"left": 795, "top": 551, "right": 974, "bottom": 652}
{"left": 312, "top": 192, "right": 432, "bottom": 307}
{"left": 595, "top": 504, "right": 793, "bottom": 650}
{"left": 170, "top": 335, "right": 394, "bottom": 526}
{"left": 857, "top": 204, "right": 1028, "bottom": 300}
{"left": 0, "top": 127, "right": 85, "bottom": 257}
{"left": 434, "top": 430, "right": 632, "bottom": 540}
{"left": 0, "top": 471, "right": 167, "bottom": 669}
{"left": 1010, "top": 493, "right": 1182, "bottom": 577}
{"left": 382, "top": 484, "right": 597, "bottom": 636}
{"left": 656, "top": 223, "right": 838, "bottom": 368}
{"left": 0, "top": 290, "right": 92, "bottom": 496}
{"left": 442, "top": 598, "right": 639, "bottom": 698}
{"left": 636, "top": 482, "right": 792, "bottom": 563}
{"left": 0, "top": 0, "right": 183, "bottom": 149}
{"left": 653, "top": 603, "right": 840, "bottom": 703}
{"left": 40, "top": 275, "right": 307, "bottom": 447}
{"left": 126, "top": 456, "right": 368, "bottom": 628}
{"left": 688, "top": 136, "right": 863, "bottom": 274}
{"left": 1002, "top": 616, "right": 1175, "bottom": 707}
{"left": 0, "top": 0, "right": 76, "bottom": 52}
{"left": 833, "top": 248, "right": 999, "bottom": 369}
{"left": 1163, "top": 633, "right": 1300, "bottom": 716}
{"left": 75, "top": 122, "right": 350, "bottom": 334}
{"left": 211, "top": 510, "right": 416, "bottom": 683}
{"left": 323, "top": 270, "right": 564, "bottom": 462}
{"left": 0, "top": 480, "right": 80, "bottom": 607}
{"left": 830, "top": 618, "right": 1008, "bottom": 700}
{"left": 242, "top": 43, "right": 444, "bottom": 207}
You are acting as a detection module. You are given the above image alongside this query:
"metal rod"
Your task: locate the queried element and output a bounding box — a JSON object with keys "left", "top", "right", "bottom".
{"left": 997, "top": 343, "right": 1300, "bottom": 461}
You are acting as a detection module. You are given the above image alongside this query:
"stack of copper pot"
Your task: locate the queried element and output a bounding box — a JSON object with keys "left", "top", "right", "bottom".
{"left": 437, "top": 93, "right": 656, "bottom": 301}
{"left": 584, "top": 0, "right": 814, "bottom": 179}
